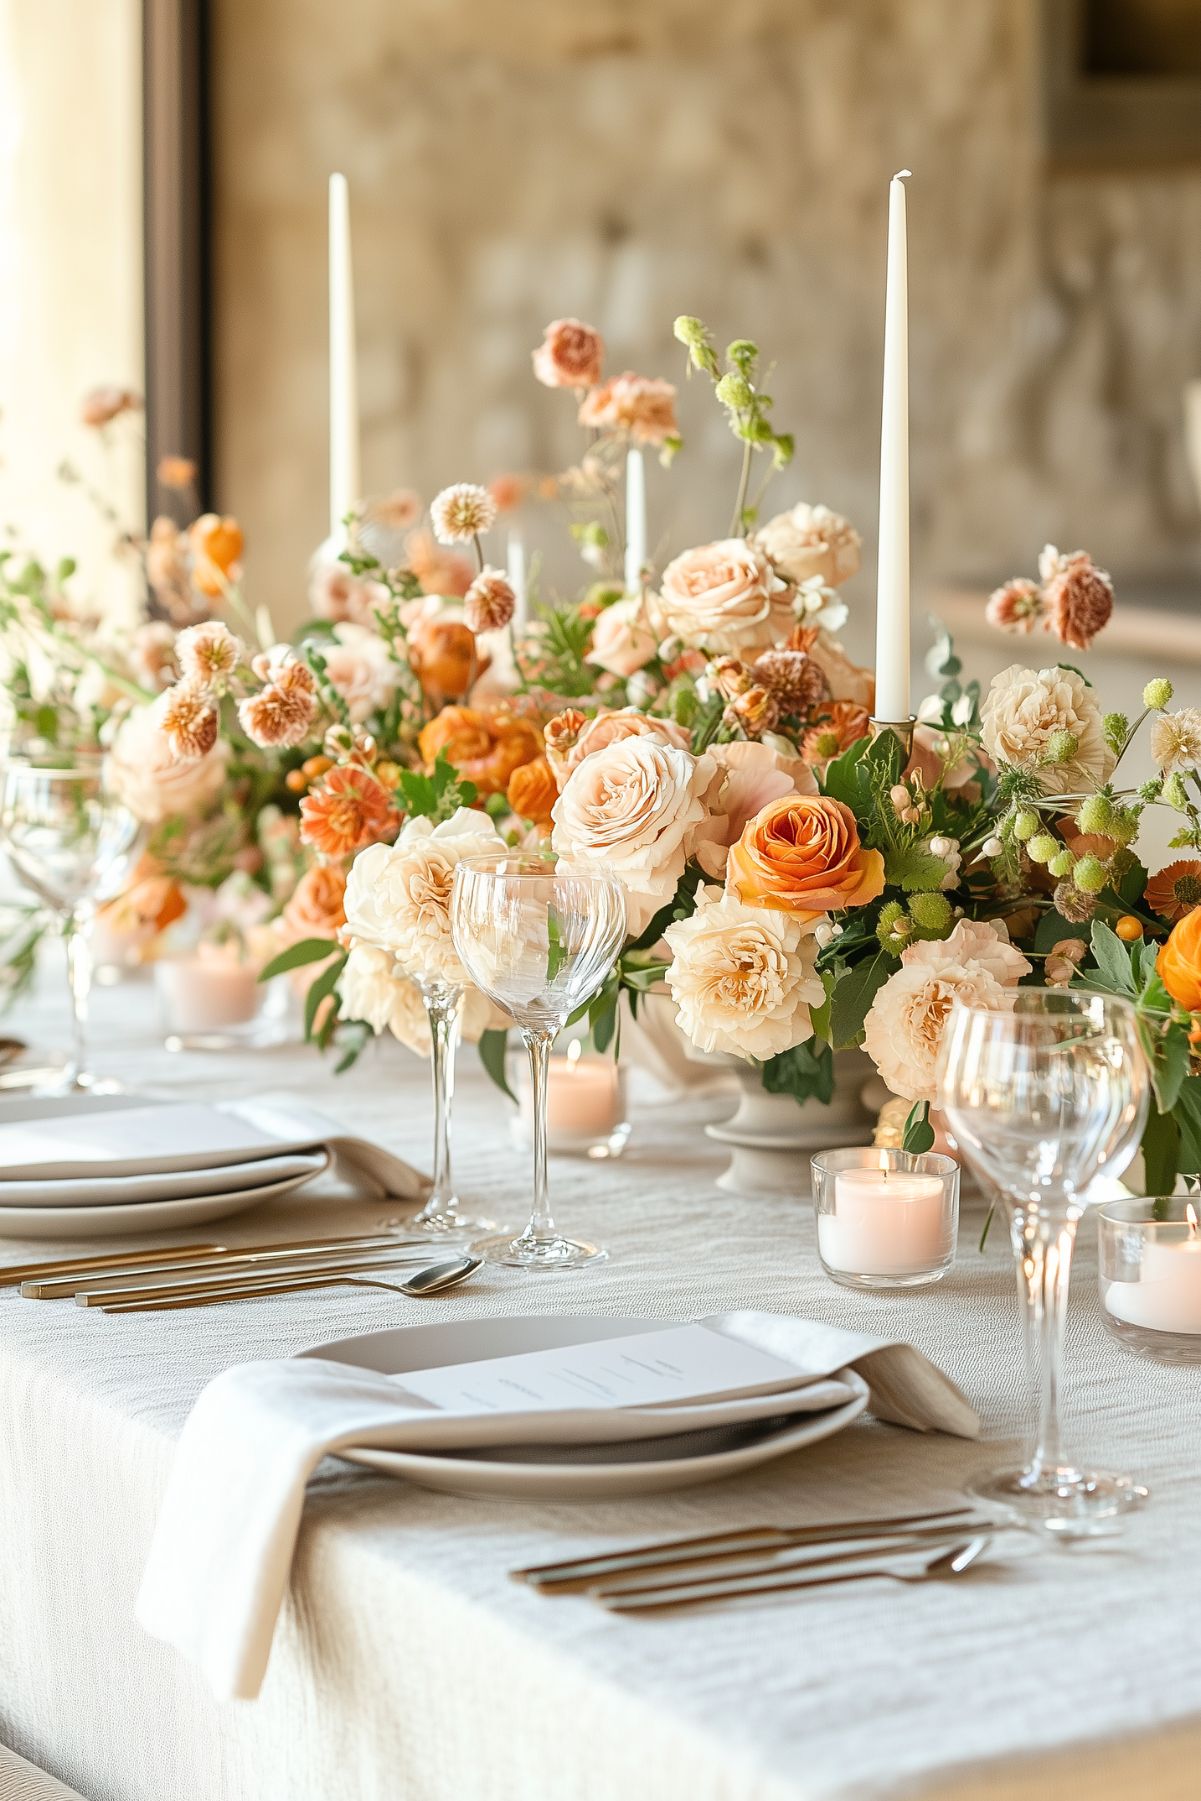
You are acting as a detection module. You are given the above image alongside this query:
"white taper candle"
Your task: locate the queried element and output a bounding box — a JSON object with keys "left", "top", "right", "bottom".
{"left": 506, "top": 528, "right": 528, "bottom": 629}
{"left": 624, "top": 445, "right": 647, "bottom": 594}
{"left": 874, "top": 169, "right": 911, "bottom": 723}
{"left": 328, "top": 173, "right": 361, "bottom": 546}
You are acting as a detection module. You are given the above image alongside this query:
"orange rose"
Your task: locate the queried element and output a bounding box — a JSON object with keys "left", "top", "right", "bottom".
{"left": 409, "top": 616, "right": 481, "bottom": 702}
{"left": 281, "top": 864, "right": 347, "bottom": 942}
{"left": 1160, "top": 907, "right": 1201, "bottom": 1013}
{"left": 418, "top": 705, "right": 543, "bottom": 798}
{"left": 726, "top": 794, "right": 885, "bottom": 921}
{"left": 506, "top": 756, "right": 558, "bottom": 827}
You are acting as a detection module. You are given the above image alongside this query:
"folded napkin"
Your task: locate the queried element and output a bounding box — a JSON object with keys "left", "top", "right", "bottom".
{"left": 136, "top": 1312, "right": 977, "bottom": 1701}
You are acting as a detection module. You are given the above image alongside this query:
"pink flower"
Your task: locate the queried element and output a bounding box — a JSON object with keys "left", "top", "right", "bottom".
{"left": 655, "top": 539, "right": 794, "bottom": 655}
{"left": 986, "top": 577, "right": 1043, "bottom": 635}
{"left": 586, "top": 597, "right": 658, "bottom": 678}
{"left": 1041, "top": 548, "right": 1114, "bottom": 652}
{"left": 694, "top": 740, "right": 817, "bottom": 880}
{"left": 549, "top": 706, "right": 691, "bottom": 788}
{"left": 464, "top": 569, "right": 517, "bottom": 634}
{"left": 578, "top": 373, "right": 679, "bottom": 446}
{"left": 309, "top": 556, "right": 389, "bottom": 627}
{"left": 532, "top": 319, "right": 605, "bottom": 390}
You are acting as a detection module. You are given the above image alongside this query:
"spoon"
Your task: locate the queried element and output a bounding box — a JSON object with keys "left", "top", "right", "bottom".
{"left": 99, "top": 1254, "right": 483, "bottom": 1312}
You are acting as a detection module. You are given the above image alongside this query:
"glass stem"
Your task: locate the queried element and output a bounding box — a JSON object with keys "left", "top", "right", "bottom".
{"left": 418, "top": 983, "right": 463, "bottom": 1223}
{"left": 522, "top": 1027, "right": 557, "bottom": 1246}
{"left": 1009, "top": 1200, "right": 1079, "bottom": 1483}
{"left": 63, "top": 903, "right": 94, "bottom": 1089}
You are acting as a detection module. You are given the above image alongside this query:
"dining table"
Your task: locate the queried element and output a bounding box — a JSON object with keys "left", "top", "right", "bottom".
{"left": 0, "top": 971, "right": 1199, "bottom": 1801}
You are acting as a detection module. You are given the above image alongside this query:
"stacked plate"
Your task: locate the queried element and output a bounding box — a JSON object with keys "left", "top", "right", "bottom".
{"left": 0, "top": 1094, "right": 332, "bottom": 1238}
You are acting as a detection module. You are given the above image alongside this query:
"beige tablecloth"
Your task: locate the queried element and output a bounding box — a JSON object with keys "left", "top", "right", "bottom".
{"left": 1, "top": 974, "right": 1199, "bottom": 1801}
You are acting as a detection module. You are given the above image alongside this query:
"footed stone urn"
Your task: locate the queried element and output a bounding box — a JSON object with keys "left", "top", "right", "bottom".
{"left": 706, "top": 1049, "right": 875, "bottom": 1198}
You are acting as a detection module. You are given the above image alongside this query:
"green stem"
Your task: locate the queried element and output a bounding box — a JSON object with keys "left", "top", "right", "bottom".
{"left": 1111, "top": 707, "right": 1149, "bottom": 777}
{"left": 730, "top": 433, "right": 754, "bottom": 538}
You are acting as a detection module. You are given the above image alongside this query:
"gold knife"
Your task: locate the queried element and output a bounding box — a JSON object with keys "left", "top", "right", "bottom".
{"left": 22, "top": 1233, "right": 439, "bottom": 1299}
{"left": 74, "top": 1247, "right": 451, "bottom": 1308}
{"left": 0, "top": 1243, "right": 226, "bottom": 1288}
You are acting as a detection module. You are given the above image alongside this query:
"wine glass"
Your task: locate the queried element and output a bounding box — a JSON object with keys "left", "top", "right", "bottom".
{"left": 936, "top": 987, "right": 1151, "bottom": 1532}
{"left": 0, "top": 757, "right": 139, "bottom": 1092}
{"left": 404, "top": 977, "right": 495, "bottom": 1237}
{"left": 451, "top": 853, "right": 626, "bottom": 1269}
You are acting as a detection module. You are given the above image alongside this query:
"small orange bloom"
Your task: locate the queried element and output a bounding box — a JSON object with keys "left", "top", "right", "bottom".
{"left": 409, "top": 616, "right": 481, "bottom": 702}
{"left": 418, "top": 705, "right": 543, "bottom": 799}
{"left": 1115, "top": 915, "right": 1145, "bottom": 943}
{"left": 726, "top": 793, "right": 886, "bottom": 921}
{"left": 157, "top": 454, "right": 197, "bottom": 490}
{"left": 1159, "top": 906, "right": 1201, "bottom": 1013}
{"left": 1145, "top": 859, "right": 1201, "bottom": 924}
{"left": 299, "top": 765, "right": 399, "bottom": 859}
{"left": 506, "top": 756, "right": 558, "bottom": 827}
{"left": 189, "top": 513, "right": 244, "bottom": 596}
{"left": 99, "top": 854, "right": 186, "bottom": 936}
{"left": 801, "top": 701, "right": 872, "bottom": 766}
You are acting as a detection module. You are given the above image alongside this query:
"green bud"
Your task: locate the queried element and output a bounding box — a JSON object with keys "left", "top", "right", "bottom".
{"left": 714, "top": 372, "right": 754, "bottom": 410}
{"left": 1027, "top": 833, "right": 1059, "bottom": 866}
{"left": 1138, "top": 778, "right": 1163, "bottom": 804}
{"left": 1048, "top": 850, "right": 1076, "bottom": 879}
{"left": 1073, "top": 855, "right": 1109, "bottom": 895}
{"left": 908, "top": 892, "right": 953, "bottom": 935}
{"left": 1110, "top": 846, "right": 1138, "bottom": 881}
{"left": 1043, "top": 729, "right": 1078, "bottom": 765}
{"left": 1164, "top": 773, "right": 1190, "bottom": 810}
{"left": 1076, "top": 794, "right": 1114, "bottom": 835}
{"left": 1012, "top": 808, "right": 1040, "bottom": 843}
{"left": 1108, "top": 807, "right": 1139, "bottom": 847}
{"left": 725, "top": 339, "right": 759, "bottom": 369}
{"left": 1104, "top": 711, "right": 1129, "bottom": 752}
{"left": 672, "top": 316, "right": 706, "bottom": 348}
{"left": 771, "top": 433, "right": 795, "bottom": 469}
{"left": 1142, "top": 678, "right": 1173, "bottom": 711}
{"left": 876, "top": 901, "right": 907, "bottom": 941}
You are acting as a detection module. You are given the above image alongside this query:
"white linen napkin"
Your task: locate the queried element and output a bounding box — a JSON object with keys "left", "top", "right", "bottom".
{"left": 136, "top": 1312, "right": 978, "bottom": 1701}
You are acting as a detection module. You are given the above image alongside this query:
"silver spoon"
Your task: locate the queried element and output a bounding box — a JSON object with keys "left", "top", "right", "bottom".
{"left": 99, "top": 1254, "right": 482, "bottom": 1312}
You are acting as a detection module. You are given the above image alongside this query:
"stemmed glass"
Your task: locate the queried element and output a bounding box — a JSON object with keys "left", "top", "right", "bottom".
{"left": 405, "top": 977, "right": 494, "bottom": 1237}
{"left": 451, "top": 853, "right": 626, "bottom": 1269}
{"left": 0, "top": 757, "right": 138, "bottom": 1092}
{"left": 937, "top": 987, "right": 1151, "bottom": 1531}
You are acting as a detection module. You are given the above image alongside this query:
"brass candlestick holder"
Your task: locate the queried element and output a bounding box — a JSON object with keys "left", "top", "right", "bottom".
{"left": 869, "top": 716, "right": 917, "bottom": 758}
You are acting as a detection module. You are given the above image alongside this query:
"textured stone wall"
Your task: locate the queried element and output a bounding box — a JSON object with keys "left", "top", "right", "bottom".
{"left": 212, "top": 0, "right": 1201, "bottom": 626}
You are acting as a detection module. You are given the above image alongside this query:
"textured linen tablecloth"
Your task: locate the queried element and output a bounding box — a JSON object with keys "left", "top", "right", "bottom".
{"left": 1, "top": 976, "right": 1199, "bottom": 1801}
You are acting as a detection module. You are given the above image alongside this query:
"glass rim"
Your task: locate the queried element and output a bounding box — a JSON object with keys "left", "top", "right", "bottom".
{"left": 1096, "top": 1197, "right": 1201, "bottom": 1227}
{"left": 453, "top": 852, "right": 622, "bottom": 887}
{"left": 3, "top": 754, "right": 108, "bottom": 777}
{"left": 946, "top": 984, "right": 1138, "bottom": 1021}
{"left": 811, "top": 1145, "right": 959, "bottom": 1178}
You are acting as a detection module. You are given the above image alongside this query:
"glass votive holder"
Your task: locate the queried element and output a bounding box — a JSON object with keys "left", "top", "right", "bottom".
{"left": 509, "top": 1040, "right": 631, "bottom": 1160}
{"left": 811, "top": 1146, "right": 959, "bottom": 1291}
{"left": 156, "top": 953, "right": 289, "bottom": 1053}
{"left": 1097, "top": 1198, "right": 1201, "bottom": 1365}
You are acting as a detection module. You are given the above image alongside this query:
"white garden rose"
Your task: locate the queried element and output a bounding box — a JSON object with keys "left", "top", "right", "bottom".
{"left": 550, "top": 737, "right": 715, "bottom": 935}
{"left": 106, "top": 702, "right": 228, "bottom": 825}
{"left": 342, "top": 806, "right": 504, "bottom": 985}
{"left": 653, "top": 538, "right": 794, "bottom": 654}
{"left": 663, "top": 886, "right": 823, "bottom": 1061}
{"left": 979, "top": 664, "right": 1114, "bottom": 795}
{"left": 862, "top": 919, "right": 1032, "bottom": 1104}
{"left": 338, "top": 944, "right": 500, "bottom": 1050}
{"left": 754, "top": 502, "right": 861, "bottom": 588}
{"left": 321, "top": 623, "right": 399, "bottom": 723}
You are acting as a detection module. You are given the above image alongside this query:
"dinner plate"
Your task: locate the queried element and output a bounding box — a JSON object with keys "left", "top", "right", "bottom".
{"left": 300, "top": 1315, "right": 870, "bottom": 1500}
{"left": 0, "top": 1153, "right": 331, "bottom": 1239}
{"left": 0, "top": 1148, "right": 329, "bottom": 1209}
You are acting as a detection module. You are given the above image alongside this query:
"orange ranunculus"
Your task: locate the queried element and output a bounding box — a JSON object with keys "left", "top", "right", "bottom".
{"left": 726, "top": 793, "right": 885, "bottom": 921}
{"left": 1159, "top": 906, "right": 1201, "bottom": 1013}
{"left": 188, "top": 513, "right": 244, "bottom": 596}
{"left": 299, "top": 765, "right": 399, "bottom": 859}
{"left": 1145, "top": 860, "right": 1201, "bottom": 925}
{"left": 418, "top": 705, "right": 544, "bottom": 799}
{"left": 506, "top": 756, "right": 558, "bottom": 828}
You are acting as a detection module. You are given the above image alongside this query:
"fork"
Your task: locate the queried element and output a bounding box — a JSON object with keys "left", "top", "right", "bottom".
{"left": 97, "top": 1255, "right": 481, "bottom": 1312}
{"left": 600, "top": 1536, "right": 993, "bottom": 1614}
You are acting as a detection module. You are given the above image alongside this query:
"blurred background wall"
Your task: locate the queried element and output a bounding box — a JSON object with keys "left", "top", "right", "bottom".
{"left": 211, "top": 0, "right": 1201, "bottom": 629}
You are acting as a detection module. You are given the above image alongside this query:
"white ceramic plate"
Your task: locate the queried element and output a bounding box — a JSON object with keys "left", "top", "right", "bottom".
{"left": 300, "top": 1315, "right": 870, "bottom": 1500}
{"left": 0, "top": 1152, "right": 331, "bottom": 1239}
{"left": 0, "top": 1148, "right": 329, "bottom": 1209}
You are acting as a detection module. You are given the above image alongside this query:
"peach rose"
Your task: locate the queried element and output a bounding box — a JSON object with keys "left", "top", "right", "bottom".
{"left": 547, "top": 707, "right": 689, "bottom": 789}
{"left": 655, "top": 539, "right": 794, "bottom": 655}
{"left": 308, "top": 555, "right": 389, "bottom": 627}
{"left": 726, "top": 794, "right": 885, "bottom": 921}
{"left": 1160, "top": 907, "right": 1201, "bottom": 1013}
{"left": 281, "top": 864, "right": 347, "bottom": 943}
{"left": 532, "top": 319, "right": 604, "bottom": 390}
{"left": 587, "top": 598, "right": 658, "bottom": 678}
{"left": 409, "top": 615, "right": 483, "bottom": 703}
{"left": 322, "top": 623, "right": 398, "bottom": 723}
{"left": 694, "top": 740, "right": 817, "bottom": 880}
{"left": 578, "top": 373, "right": 678, "bottom": 445}
{"left": 551, "top": 737, "right": 715, "bottom": 935}
{"left": 755, "top": 503, "right": 861, "bottom": 588}
{"left": 405, "top": 528, "right": 474, "bottom": 599}
{"left": 802, "top": 630, "right": 876, "bottom": 712}
{"left": 107, "top": 704, "right": 228, "bottom": 825}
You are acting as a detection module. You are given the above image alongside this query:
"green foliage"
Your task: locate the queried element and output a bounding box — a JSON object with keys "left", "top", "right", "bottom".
{"left": 883, "top": 844, "right": 950, "bottom": 894}
{"left": 761, "top": 1040, "right": 835, "bottom": 1107}
{"left": 303, "top": 951, "right": 347, "bottom": 1041}
{"left": 477, "top": 1028, "right": 516, "bottom": 1103}
{"left": 396, "top": 753, "right": 478, "bottom": 822}
{"left": 258, "top": 936, "right": 341, "bottom": 981}
{"left": 829, "top": 954, "right": 893, "bottom": 1049}
{"left": 903, "top": 1101, "right": 936, "bottom": 1154}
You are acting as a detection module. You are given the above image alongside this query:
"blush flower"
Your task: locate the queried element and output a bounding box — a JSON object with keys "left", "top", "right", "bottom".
{"left": 578, "top": 373, "right": 679, "bottom": 446}
{"left": 663, "top": 886, "right": 824, "bottom": 1061}
{"left": 550, "top": 707, "right": 691, "bottom": 788}
{"left": 986, "top": 577, "right": 1043, "bottom": 635}
{"left": 107, "top": 703, "right": 227, "bottom": 825}
{"left": 586, "top": 597, "right": 658, "bottom": 678}
{"left": 751, "top": 647, "right": 829, "bottom": 714}
{"left": 176, "top": 620, "right": 242, "bottom": 690}
{"left": 238, "top": 682, "right": 316, "bottom": 750}
{"left": 405, "top": 529, "right": 474, "bottom": 599}
{"left": 341, "top": 808, "right": 504, "bottom": 984}
{"left": 280, "top": 864, "right": 347, "bottom": 942}
{"left": 464, "top": 568, "right": 517, "bottom": 635}
{"left": 655, "top": 538, "right": 794, "bottom": 655}
{"left": 1150, "top": 708, "right": 1201, "bottom": 776}
{"left": 156, "top": 682, "right": 219, "bottom": 760}
{"left": 321, "top": 623, "right": 398, "bottom": 723}
{"left": 1040, "top": 546, "right": 1114, "bottom": 652}
{"left": 980, "top": 664, "right": 1114, "bottom": 795}
{"left": 693, "top": 740, "right": 816, "bottom": 880}
{"left": 308, "top": 555, "right": 389, "bottom": 627}
{"left": 532, "top": 318, "right": 604, "bottom": 390}
{"left": 430, "top": 484, "right": 497, "bottom": 546}
{"left": 299, "top": 765, "right": 400, "bottom": 859}
{"left": 863, "top": 920, "right": 1032, "bottom": 1104}
{"left": 754, "top": 503, "right": 861, "bottom": 588}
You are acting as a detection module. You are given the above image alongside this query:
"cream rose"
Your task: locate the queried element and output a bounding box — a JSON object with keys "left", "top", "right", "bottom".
{"left": 654, "top": 539, "right": 794, "bottom": 655}
{"left": 862, "top": 919, "right": 1032, "bottom": 1104}
{"left": 549, "top": 707, "right": 692, "bottom": 789}
{"left": 342, "top": 806, "right": 504, "bottom": 985}
{"left": 321, "top": 623, "right": 399, "bottom": 723}
{"left": 107, "top": 703, "right": 228, "bottom": 825}
{"left": 980, "top": 664, "right": 1114, "bottom": 795}
{"left": 586, "top": 598, "right": 658, "bottom": 679}
{"left": 755, "top": 503, "right": 861, "bottom": 588}
{"left": 550, "top": 737, "right": 714, "bottom": 935}
{"left": 338, "top": 944, "right": 500, "bottom": 1049}
{"left": 664, "top": 886, "right": 823, "bottom": 1062}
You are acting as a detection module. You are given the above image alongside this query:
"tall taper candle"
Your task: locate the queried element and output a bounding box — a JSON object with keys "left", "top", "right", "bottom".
{"left": 874, "top": 169, "right": 911, "bottom": 724}
{"left": 506, "top": 528, "right": 528, "bottom": 630}
{"left": 624, "top": 445, "right": 647, "bottom": 594}
{"left": 328, "top": 173, "right": 362, "bottom": 546}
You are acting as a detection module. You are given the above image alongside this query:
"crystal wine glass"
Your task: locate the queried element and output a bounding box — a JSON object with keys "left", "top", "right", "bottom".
{"left": 450, "top": 853, "right": 626, "bottom": 1269}
{"left": 936, "top": 987, "right": 1150, "bottom": 1531}
{"left": 404, "top": 977, "right": 495, "bottom": 1237}
{"left": 0, "top": 757, "right": 139, "bottom": 1092}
